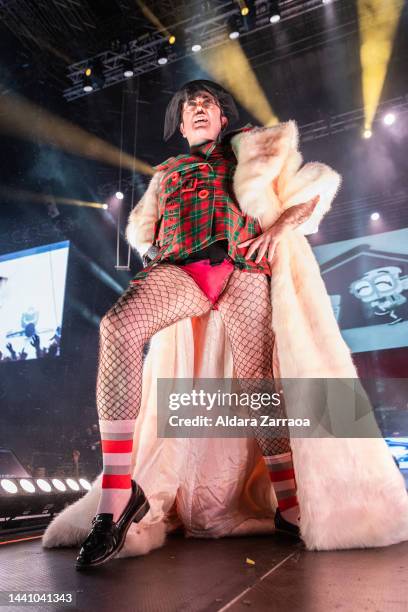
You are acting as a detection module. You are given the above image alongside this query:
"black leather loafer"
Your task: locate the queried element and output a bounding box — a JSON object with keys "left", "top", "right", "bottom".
{"left": 274, "top": 508, "right": 301, "bottom": 538}
{"left": 75, "top": 480, "right": 149, "bottom": 570}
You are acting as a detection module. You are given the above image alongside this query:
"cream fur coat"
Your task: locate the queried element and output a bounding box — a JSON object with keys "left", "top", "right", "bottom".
{"left": 43, "top": 122, "right": 408, "bottom": 556}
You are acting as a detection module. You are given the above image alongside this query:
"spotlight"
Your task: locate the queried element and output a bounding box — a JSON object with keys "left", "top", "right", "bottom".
{"left": 20, "top": 479, "right": 36, "bottom": 493}
{"left": 36, "top": 478, "right": 52, "bottom": 492}
{"left": 383, "top": 112, "right": 396, "bottom": 126}
{"left": 66, "top": 478, "right": 80, "bottom": 491}
{"left": 168, "top": 34, "right": 176, "bottom": 45}
{"left": 83, "top": 65, "right": 94, "bottom": 92}
{"left": 115, "top": 191, "right": 124, "bottom": 200}
{"left": 82, "top": 59, "right": 106, "bottom": 93}
{"left": 363, "top": 128, "right": 372, "bottom": 139}
{"left": 371, "top": 212, "right": 380, "bottom": 221}
{"left": 157, "top": 39, "right": 171, "bottom": 65}
{"left": 103, "top": 203, "right": 109, "bottom": 209}
{"left": 240, "top": 0, "right": 256, "bottom": 31}
{"left": 192, "top": 44, "right": 202, "bottom": 53}
{"left": 51, "top": 478, "right": 66, "bottom": 492}
{"left": 228, "top": 14, "right": 241, "bottom": 39}
{"left": 1, "top": 479, "right": 18, "bottom": 494}
{"left": 83, "top": 76, "right": 93, "bottom": 93}
{"left": 157, "top": 43, "right": 169, "bottom": 65}
{"left": 123, "top": 58, "right": 134, "bottom": 78}
{"left": 269, "top": 1, "right": 281, "bottom": 23}
{"left": 79, "top": 478, "right": 92, "bottom": 490}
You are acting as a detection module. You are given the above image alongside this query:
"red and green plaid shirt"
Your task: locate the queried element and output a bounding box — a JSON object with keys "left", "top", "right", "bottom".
{"left": 132, "top": 128, "right": 271, "bottom": 283}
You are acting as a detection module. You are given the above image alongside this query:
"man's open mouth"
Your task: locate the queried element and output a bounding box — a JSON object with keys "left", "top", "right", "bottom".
{"left": 193, "top": 116, "right": 209, "bottom": 127}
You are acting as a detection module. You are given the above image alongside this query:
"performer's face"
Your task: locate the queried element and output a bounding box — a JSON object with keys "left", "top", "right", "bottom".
{"left": 180, "top": 91, "right": 228, "bottom": 146}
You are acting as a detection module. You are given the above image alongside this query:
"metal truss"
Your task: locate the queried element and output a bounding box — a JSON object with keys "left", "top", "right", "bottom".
{"left": 300, "top": 95, "right": 408, "bottom": 142}
{"left": 63, "top": 0, "right": 342, "bottom": 101}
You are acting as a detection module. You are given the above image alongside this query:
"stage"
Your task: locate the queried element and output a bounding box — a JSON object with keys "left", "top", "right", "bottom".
{"left": 2, "top": 533, "right": 408, "bottom": 611}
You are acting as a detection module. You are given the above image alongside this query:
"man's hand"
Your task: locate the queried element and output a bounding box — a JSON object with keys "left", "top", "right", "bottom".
{"left": 237, "top": 196, "right": 320, "bottom": 263}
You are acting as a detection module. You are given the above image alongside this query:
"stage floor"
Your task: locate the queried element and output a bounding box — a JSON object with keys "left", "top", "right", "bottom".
{"left": 1, "top": 532, "right": 408, "bottom": 611}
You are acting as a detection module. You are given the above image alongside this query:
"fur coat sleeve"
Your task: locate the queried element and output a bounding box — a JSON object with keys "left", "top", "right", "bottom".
{"left": 125, "top": 171, "right": 164, "bottom": 256}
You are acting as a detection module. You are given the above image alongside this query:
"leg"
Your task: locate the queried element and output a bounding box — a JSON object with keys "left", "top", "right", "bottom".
{"left": 216, "top": 269, "right": 300, "bottom": 527}
{"left": 96, "top": 264, "right": 212, "bottom": 519}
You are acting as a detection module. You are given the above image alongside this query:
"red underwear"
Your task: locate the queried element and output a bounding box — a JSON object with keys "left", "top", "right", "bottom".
{"left": 178, "top": 258, "right": 234, "bottom": 309}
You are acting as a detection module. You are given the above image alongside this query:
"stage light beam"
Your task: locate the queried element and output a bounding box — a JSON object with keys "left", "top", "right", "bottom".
{"left": 358, "top": 0, "right": 403, "bottom": 132}
{"left": 0, "top": 91, "right": 153, "bottom": 176}
{"left": 135, "top": 0, "right": 174, "bottom": 42}
{"left": 195, "top": 39, "right": 278, "bottom": 126}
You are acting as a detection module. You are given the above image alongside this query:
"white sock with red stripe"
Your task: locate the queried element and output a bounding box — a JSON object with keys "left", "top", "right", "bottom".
{"left": 265, "top": 451, "right": 300, "bottom": 526}
{"left": 96, "top": 419, "right": 136, "bottom": 522}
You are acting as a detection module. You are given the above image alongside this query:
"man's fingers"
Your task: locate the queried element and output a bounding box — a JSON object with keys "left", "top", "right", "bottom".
{"left": 255, "top": 240, "right": 270, "bottom": 264}
{"left": 246, "top": 238, "right": 263, "bottom": 260}
{"left": 237, "top": 238, "right": 255, "bottom": 248}
{"left": 267, "top": 242, "right": 276, "bottom": 262}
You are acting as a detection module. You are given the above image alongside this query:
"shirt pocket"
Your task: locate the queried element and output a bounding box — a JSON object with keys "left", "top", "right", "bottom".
{"left": 157, "top": 200, "right": 180, "bottom": 247}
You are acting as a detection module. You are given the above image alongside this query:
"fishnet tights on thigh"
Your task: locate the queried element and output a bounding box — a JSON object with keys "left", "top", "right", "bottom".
{"left": 96, "top": 264, "right": 212, "bottom": 420}
{"left": 216, "top": 269, "right": 291, "bottom": 455}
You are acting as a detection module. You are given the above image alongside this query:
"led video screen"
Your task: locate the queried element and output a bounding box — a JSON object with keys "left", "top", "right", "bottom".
{"left": 0, "top": 241, "right": 69, "bottom": 363}
{"left": 313, "top": 228, "right": 408, "bottom": 353}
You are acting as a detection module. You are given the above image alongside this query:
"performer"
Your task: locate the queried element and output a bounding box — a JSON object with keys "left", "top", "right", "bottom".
{"left": 44, "top": 79, "right": 408, "bottom": 562}
{"left": 75, "top": 80, "right": 320, "bottom": 569}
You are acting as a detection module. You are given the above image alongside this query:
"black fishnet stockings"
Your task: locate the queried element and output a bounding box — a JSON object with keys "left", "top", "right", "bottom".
{"left": 97, "top": 264, "right": 212, "bottom": 420}
{"left": 217, "top": 269, "right": 291, "bottom": 455}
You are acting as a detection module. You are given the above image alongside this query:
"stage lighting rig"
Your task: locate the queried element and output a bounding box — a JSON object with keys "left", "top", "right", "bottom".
{"left": 157, "top": 41, "right": 169, "bottom": 65}
{"left": 122, "top": 57, "right": 134, "bottom": 78}
{"left": 269, "top": 1, "right": 281, "bottom": 23}
{"left": 228, "top": 14, "right": 242, "bottom": 39}
{"left": 82, "top": 59, "right": 106, "bottom": 93}
{"left": 0, "top": 477, "right": 91, "bottom": 535}
{"left": 238, "top": 1, "right": 249, "bottom": 16}
{"left": 239, "top": 0, "right": 256, "bottom": 30}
